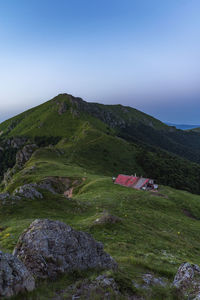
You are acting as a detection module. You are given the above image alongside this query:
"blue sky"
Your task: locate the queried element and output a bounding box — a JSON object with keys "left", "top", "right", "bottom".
{"left": 0, "top": 0, "right": 200, "bottom": 124}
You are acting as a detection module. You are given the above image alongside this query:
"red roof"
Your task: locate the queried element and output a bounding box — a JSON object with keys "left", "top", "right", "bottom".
{"left": 115, "top": 174, "right": 150, "bottom": 190}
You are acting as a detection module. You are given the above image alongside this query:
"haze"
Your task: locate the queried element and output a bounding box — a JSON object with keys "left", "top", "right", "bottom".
{"left": 0, "top": 0, "right": 200, "bottom": 124}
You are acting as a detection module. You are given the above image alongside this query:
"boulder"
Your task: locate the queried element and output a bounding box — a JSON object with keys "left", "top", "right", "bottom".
{"left": 14, "top": 184, "right": 43, "bottom": 199}
{"left": 173, "top": 262, "right": 200, "bottom": 299}
{"left": 13, "top": 219, "right": 117, "bottom": 279}
{"left": 0, "top": 251, "right": 35, "bottom": 298}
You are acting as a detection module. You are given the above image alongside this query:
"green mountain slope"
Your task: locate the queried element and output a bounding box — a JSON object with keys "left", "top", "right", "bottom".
{"left": 1, "top": 94, "right": 200, "bottom": 298}
{"left": 1, "top": 93, "right": 200, "bottom": 194}
{"left": 1, "top": 93, "right": 200, "bottom": 165}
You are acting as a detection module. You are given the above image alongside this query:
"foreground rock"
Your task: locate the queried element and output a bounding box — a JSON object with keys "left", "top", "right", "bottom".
{"left": 13, "top": 219, "right": 117, "bottom": 279}
{"left": 173, "top": 262, "right": 200, "bottom": 299}
{"left": 0, "top": 251, "right": 35, "bottom": 298}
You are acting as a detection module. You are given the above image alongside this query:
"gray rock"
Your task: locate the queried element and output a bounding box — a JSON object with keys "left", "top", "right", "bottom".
{"left": 95, "top": 274, "right": 119, "bottom": 291}
{"left": 0, "top": 192, "right": 10, "bottom": 201}
{"left": 14, "top": 184, "right": 43, "bottom": 199}
{"left": 5, "top": 137, "right": 27, "bottom": 149}
{"left": 0, "top": 193, "right": 10, "bottom": 205}
{"left": 16, "top": 144, "right": 38, "bottom": 167}
{"left": 0, "top": 192, "right": 21, "bottom": 205}
{"left": 13, "top": 219, "right": 117, "bottom": 279}
{"left": 173, "top": 262, "right": 200, "bottom": 299}
{"left": 142, "top": 273, "right": 166, "bottom": 287}
{"left": 61, "top": 274, "right": 120, "bottom": 300}
{"left": 0, "top": 252, "right": 35, "bottom": 298}
{"left": 132, "top": 273, "right": 167, "bottom": 291}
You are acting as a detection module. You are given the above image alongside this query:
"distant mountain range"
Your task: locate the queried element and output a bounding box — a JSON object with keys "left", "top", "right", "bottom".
{"left": 165, "top": 122, "right": 200, "bottom": 130}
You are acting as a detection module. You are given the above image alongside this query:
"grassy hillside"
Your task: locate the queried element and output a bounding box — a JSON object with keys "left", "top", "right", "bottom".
{"left": 1, "top": 94, "right": 200, "bottom": 194}
{"left": 1, "top": 149, "right": 200, "bottom": 299}
{"left": 0, "top": 93, "right": 200, "bottom": 298}
{"left": 1, "top": 93, "right": 200, "bottom": 166}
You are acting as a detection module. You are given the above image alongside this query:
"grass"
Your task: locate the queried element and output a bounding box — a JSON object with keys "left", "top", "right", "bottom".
{"left": 1, "top": 94, "right": 200, "bottom": 298}
{"left": 1, "top": 148, "right": 200, "bottom": 299}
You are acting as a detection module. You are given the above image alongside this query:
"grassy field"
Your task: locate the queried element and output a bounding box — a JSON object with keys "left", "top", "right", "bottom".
{"left": 1, "top": 147, "right": 200, "bottom": 299}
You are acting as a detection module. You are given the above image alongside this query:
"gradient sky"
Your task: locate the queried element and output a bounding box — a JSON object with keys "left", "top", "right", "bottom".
{"left": 0, "top": 0, "right": 200, "bottom": 124}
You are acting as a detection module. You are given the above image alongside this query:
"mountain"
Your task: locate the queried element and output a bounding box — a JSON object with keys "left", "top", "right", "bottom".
{"left": 165, "top": 122, "right": 200, "bottom": 130}
{"left": 1, "top": 93, "right": 200, "bottom": 194}
{"left": 1, "top": 93, "right": 200, "bottom": 298}
{"left": 189, "top": 127, "right": 200, "bottom": 133}
{"left": 1, "top": 93, "right": 200, "bottom": 163}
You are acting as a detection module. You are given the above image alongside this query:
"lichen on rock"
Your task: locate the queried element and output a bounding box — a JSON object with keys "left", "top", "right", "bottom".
{"left": 0, "top": 251, "right": 35, "bottom": 298}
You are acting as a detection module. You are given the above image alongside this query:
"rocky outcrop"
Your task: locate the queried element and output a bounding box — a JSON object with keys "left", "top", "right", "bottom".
{"left": 0, "top": 251, "right": 35, "bottom": 298}
{"left": 2, "top": 165, "right": 19, "bottom": 187}
{"left": 0, "top": 192, "right": 20, "bottom": 205}
{"left": 1, "top": 175, "right": 82, "bottom": 203}
{"left": 55, "top": 274, "right": 120, "bottom": 300}
{"left": 1, "top": 143, "right": 37, "bottom": 187}
{"left": 14, "top": 184, "right": 43, "bottom": 200}
{"left": 37, "top": 176, "right": 83, "bottom": 197}
{"left": 132, "top": 273, "right": 167, "bottom": 292}
{"left": 13, "top": 219, "right": 117, "bottom": 279}
{"left": 173, "top": 262, "right": 200, "bottom": 299}
{"left": 16, "top": 144, "right": 38, "bottom": 167}
{"left": 0, "top": 192, "right": 10, "bottom": 201}
{"left": 4, "top": 137, "right": 27, "bottom": 149}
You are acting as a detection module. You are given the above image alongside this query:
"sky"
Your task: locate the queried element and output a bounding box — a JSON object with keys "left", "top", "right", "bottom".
{"left": 0, "top": 0, "right": 200, "bottom": 124}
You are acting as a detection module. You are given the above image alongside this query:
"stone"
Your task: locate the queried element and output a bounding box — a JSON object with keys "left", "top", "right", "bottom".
{"left": 0, "top": 192, "right": 10, "bottom": 201}
{"left": 132, "top": 273, "right": 167, "bottom": 291}
{"left": 5, "top": 137, "right": 27, "bottom": 149}
{"left": 0, "top": 192, "right": 21, "bottom": 205}
{"left": 94, "top": 213, "right": 122, "bottom": 225}
{"left": 60, "top": 274, "right": 120, "bottom": 300}
{"left": 16, "top": 144, "right": 38, "bottom": 167}
{"left": 13, "top": 219, "right": 117, "bottom": 279}
{"left": 14, "top": 184, "right": 43, "bottom": 199}
{"left": 142, "top": 273, "right": 166, "bottom": 287}
{"left": 173, "top": 262, "right": 200, "bottom": 299}
{"left": 0, "top": 252, "right": 35, "bottom": 298}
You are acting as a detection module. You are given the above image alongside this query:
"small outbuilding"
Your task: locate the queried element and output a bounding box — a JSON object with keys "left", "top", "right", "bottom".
{"left": 114, "top": 174, "right": 158, "bottom": 191}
